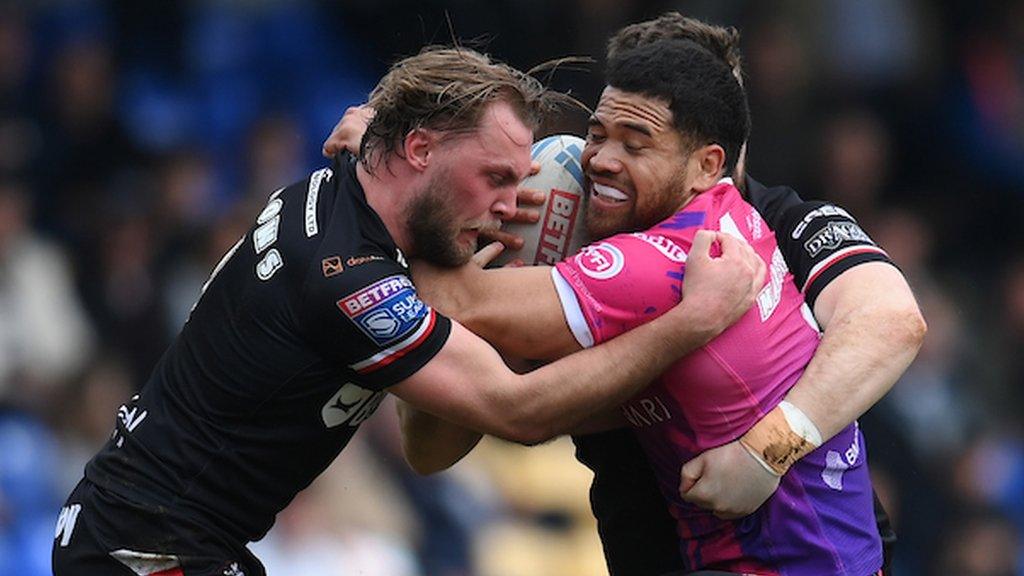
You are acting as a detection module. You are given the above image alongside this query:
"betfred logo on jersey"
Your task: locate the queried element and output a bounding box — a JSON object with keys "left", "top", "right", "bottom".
{"left": 576, "top": 242, "right": 625, "bottom": 280}
{"left": 535, "top": 189, "right": 581, "bottom": 265}
{"left": 337, "top": 275, "right": 428, "bottom": 345}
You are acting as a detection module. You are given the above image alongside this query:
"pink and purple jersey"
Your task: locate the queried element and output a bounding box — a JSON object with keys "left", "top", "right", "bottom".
{"left": 553, "top": 180, "right": 883, "bottom": 575}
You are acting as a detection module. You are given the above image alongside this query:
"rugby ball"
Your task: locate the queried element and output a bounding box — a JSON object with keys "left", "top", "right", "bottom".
{"left": 494, "top": 134, "right": 589, "bottom": 266}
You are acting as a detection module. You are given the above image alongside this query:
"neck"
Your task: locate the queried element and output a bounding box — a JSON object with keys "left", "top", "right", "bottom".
{"left": 356, "top": 160, "right": 415, "bottom": 256}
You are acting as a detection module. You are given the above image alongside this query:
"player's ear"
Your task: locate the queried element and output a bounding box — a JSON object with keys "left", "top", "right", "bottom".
{"left": 402, "top": 128, "right": 437, "bottom": 173}
{"left": 690, "top": 143, "right": 726, "bottom": 192}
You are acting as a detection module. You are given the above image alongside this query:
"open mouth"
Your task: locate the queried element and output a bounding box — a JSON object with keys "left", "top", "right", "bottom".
{"left": 591, "top": 182, "right": 629, "bottom": 204}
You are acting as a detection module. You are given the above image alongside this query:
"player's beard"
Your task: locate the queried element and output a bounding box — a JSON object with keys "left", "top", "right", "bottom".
{"left": 584, "top": 166, "right": 691, "bottom": 239}
{"left": 406, "top": 172, "right": 474, "bottom": 267}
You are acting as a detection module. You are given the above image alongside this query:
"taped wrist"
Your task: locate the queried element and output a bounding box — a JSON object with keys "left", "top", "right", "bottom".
{"left": 739, "top": 401, "right": 822, "bottom": 476}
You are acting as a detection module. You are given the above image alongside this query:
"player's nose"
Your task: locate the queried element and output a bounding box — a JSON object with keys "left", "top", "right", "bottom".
{"left": 491, "top": 186, "right": 516, "bottom": 219}
{"left": 587, "top": 144, "right": 622, "bottom": 174}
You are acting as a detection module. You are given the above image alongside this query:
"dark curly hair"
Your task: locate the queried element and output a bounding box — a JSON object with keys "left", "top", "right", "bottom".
{"left": 606, "top": 39, "right": 750, "bottom": 176}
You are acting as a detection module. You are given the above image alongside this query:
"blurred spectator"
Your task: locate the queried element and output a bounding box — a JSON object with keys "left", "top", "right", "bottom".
{"left": 80, "top": 210, "right": 169, "bottom": 387}
{"left": 743, "top": 17, "right": 818, "bottom": 192}
{"left": 53, "top": 356, "right": 135, "bottom": 495}
{"left": 244, "top": 115, "right": 307, "bottom": 201}
{"left": 0, "top": 409, "right": 62, "bottom": 576}
{"left": 36, "top": 36, "right": 146, "bottom": 245}
{"left": 935, "top": 509, "right": 1022, "bottom": 576}
{"left": 818, "top": 109, "right": 892, "bottom": 224}
{"left": 0, "top": 8, "right": 43, "bottom": 180}
{"left": 0, "top": 181, "right": 94, "bottom": 404}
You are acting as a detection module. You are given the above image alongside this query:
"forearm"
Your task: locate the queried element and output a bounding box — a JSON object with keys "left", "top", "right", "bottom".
{"left": 740, "top": 263, "right": 926, "bottom": 473}
{"left": 505, "top": 303, "right": 718, "bottom": 443}
{"left": 418, "top": 264, "right": 578, "bottom": 360}
{"left": 397, "top": 399, "right": 482, "bottom": 474}
{"left": 784, "top": 300, "right": 924, "bottom": 440}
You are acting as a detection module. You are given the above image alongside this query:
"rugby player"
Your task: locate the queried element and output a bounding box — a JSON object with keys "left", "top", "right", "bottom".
{"left": 51, "top": 47, "right": 767, "bottom": 576}
{"left": 323, "top": 16, "right": 925, "bottom": 576}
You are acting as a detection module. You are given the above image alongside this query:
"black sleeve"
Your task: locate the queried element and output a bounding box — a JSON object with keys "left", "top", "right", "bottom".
{"left": 775, "top": 201, "right": 896, "bottom": 307}
{"left": 745, "top": 176, "right": 897, "bottom": 309}
{"left": 298, "top": 258, "right": 452, "bottom": 391}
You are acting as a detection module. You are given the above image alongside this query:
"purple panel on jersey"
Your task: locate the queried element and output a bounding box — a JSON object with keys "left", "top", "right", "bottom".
{"left": 661, "top": 211, "right": 706, "bottom": 229}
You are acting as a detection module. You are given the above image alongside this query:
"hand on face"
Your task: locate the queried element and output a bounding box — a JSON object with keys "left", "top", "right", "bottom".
{"left": 478, "top": 176, "right": 545, "bottom": 252}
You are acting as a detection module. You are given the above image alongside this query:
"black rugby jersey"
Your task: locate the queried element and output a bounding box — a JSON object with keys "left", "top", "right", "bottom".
{"left": 85, "top": 153, "right": 451, "bottom": 543}
{"left": 574, "top": 177, "right": 895, "bottom": 576}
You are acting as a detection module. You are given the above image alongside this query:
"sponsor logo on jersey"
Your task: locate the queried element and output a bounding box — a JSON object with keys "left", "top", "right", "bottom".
{"left": 346, "top": 254, "right": 385, "bottom": 267}
{"left": 791, "top": 205, "right": 855, "bottom": 239}
{"left": 747, "top": 210, "right": 764, "bottom": 240}
{"left": 321, "top": 382, "right": 386, "bottom": 428}
{"left": 576, "top": 242, "right": 625, "bottom": 280}
{"left": 622, "top": 394, "right": 673, "bottom": 428}
{"left": 823, "top": 423, "right": 862, "bottom": 491}
{"left": 337, "top": 275, "right": 428, "bottom": 346}
{"left": 804, "top": 221, "right": 872, "bottom": 257}
{"left": 631, "top": 232, "right": 688, "bottom": 263}
{"left": 535, "top": 189, "right": 581, "bottom": 265}
{"left": 305, "top": 167, "right": 333, "bottom": 238}
{"left": 322, "top": 256, "right": 344, "bottom": 277}
{"left": 113, "top": 394, "right": 148, "bottom": 448}
{"left": 54, "top": 504, "right": 81, "bottom": 548}
{"left": 756, "top": 247, "right": 789, "bottom": 321}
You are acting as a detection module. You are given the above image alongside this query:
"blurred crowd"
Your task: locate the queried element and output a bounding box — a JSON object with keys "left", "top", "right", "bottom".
{"left": 0, "top": 1, "right": 1021, "bottom": 575}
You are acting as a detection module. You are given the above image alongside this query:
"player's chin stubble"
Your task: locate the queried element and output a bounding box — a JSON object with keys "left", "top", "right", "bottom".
{"left": 406, "top": 183, "right": 473, "bottom": 268}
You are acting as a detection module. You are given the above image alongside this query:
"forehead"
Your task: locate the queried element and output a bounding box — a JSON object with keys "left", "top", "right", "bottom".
{"left": 452, "top": 100, "right": 533, "bottom": 175}
{"left": 593, "top": 86, "right": 673, "bottom": 134}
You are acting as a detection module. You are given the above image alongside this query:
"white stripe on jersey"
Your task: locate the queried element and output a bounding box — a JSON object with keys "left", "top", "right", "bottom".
{"left": 803, "top": 245, "right": 890, "bottom": 292}
{"left": 551, "top": 267, "right": 595, "bottom": 349}
{"left": 349, "top": 308, "right": 436, "bottom": 372}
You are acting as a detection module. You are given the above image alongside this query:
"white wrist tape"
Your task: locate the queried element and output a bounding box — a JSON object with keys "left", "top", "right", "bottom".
{"left": 778, "top": 401, "right": 823, "bottom": 448}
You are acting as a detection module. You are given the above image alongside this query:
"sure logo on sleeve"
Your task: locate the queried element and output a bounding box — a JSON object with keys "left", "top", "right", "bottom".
{"left": 575, "top": 242, "right": 625, "bottom": 280}
{"left": 337, "top": 275, "right": 428, "bottom": 345}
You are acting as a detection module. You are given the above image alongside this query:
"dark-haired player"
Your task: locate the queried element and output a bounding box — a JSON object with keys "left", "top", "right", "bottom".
{"left": 51, "top": 46, "right": 765, "bottom": 576}
{"left": 325, "top": 17, "right": 924, "bottom": 576}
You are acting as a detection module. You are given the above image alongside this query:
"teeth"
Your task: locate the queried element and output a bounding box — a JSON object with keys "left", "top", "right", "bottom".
{"left": 592, "top": 182, "right": 628, "bottom": 202}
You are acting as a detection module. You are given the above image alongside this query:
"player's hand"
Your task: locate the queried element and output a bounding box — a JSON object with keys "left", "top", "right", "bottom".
{"left": 679, "top": 439, "right": 781, "bottom": 519}
{"left": 322, "top": 105, "right": 375, "bottom": 157}
{"left": 678, "top": 230, "right": 764, "bottom": 337}
{"left": 479, "top": 165, "right": 545, "bottom": 251}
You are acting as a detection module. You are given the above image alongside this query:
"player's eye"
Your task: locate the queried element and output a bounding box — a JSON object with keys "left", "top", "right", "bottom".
{"left": 587, "top": 131, "right": 606, "bottom": 143}
{"left": 624, "top": 141, "right": 645, "bottom": 153}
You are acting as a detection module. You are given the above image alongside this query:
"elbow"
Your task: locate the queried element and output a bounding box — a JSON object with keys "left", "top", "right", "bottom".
{"left": 893, "top": 304, "right": 928, "bottom": 355}
{"left": 401, "top": 443, "right": 454, "bottom": 476}
{"left": 405, "top": 456, "right": 447, "bottom": 476}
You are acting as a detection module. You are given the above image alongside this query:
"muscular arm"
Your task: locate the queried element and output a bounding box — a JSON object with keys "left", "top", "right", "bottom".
{"left": 413, "top": 261, "right": 581, "bottom": 360}
{"left": 396, "top": 232, "right": 763, "bottom": 470}
{"left": 681, "top": 190, "right": 926, "bottom": 518}
{"left": 391, "top": 244, "right": 747, "bottom": 446}
{"left": 785, "top": 261, "right": 926, "bottom": 439}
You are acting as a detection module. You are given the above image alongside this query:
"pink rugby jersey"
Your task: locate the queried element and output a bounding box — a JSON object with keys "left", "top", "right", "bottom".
{"left": 553, "top": 180, "right": 882, "bottom": 575}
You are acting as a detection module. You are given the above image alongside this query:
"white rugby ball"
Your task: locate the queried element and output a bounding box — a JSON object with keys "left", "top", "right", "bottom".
{"left": 494, "top": 134, "right": 589, "bottom": 266}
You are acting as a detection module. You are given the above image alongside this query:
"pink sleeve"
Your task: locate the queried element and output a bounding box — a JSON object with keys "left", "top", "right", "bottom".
{"left": 552, "top": 234, "right": 687, "bottom": 347}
